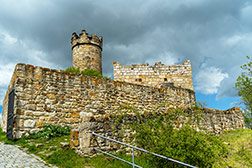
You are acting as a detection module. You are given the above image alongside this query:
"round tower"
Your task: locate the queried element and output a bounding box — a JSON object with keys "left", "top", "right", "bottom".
{"left": 71, "top": 30, "right": 103, "bottom": 74}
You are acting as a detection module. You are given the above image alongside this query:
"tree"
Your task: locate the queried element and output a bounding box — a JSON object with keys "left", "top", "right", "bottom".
{"left": 235, "top": 56, "right": 252, "bottom": 129}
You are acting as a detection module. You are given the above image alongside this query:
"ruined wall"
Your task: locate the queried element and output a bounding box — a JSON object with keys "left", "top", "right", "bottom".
{"left": 1, "top": 63, "right": 195, "bottom": 139}
{"left": 71, "top": 30, "right": 103, "bottom": 74}
{"left": 113, "top": 60, "right": 193, "bottom": 90}
{"left": 71, "top": 107, "right": 245, "bottom": 155}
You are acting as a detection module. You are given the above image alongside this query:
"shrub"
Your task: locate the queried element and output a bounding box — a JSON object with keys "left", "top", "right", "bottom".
{"left": 26, "top": 124, "right": 70, "bottom": 139}
{"left": 64, "top": 67, "right": 111, "bottom": 79}
{"left": 81, "top": 69, "right": 103, "bottom": 78}
{"left": 130, "top": 109, "right": 228, "bottom": 168}
{"left": 65, "top": 67, "right": 81, "bottom": 74}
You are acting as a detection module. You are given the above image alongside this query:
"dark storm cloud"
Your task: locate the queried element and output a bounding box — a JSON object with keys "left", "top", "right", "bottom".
{"left": 0, "top": 0, "right": 252, "bottom": 104}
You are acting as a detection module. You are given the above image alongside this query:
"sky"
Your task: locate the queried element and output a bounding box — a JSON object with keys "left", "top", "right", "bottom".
{"left": 0, "top": 0, "right": 252, "bottom": 117}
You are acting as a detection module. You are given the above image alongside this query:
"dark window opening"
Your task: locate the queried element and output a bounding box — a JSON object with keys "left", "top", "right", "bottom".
{"left": 164, "top": 78, "right": 167, "bottom": 81}
{"left": 162, "top": 82, "right": 174, "bottom": 86}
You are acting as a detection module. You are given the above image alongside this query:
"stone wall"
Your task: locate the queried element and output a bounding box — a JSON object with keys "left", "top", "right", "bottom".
{"left": 1, "top": 63, "right": 195, "bottom": 139}
{"left": 71, "top": 107, "right": 245, "bottom": 155}
{"left": 113, "top": 60, "right": 193, "bottom": 90}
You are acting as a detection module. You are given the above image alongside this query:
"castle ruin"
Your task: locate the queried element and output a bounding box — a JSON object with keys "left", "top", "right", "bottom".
{"left": 0, "top": 30, "right": 244, "bottom": 154}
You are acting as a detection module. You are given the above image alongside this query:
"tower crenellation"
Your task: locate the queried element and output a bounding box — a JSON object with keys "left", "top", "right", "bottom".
{"left": 71, "top": 30, "right": 103, "bottom": 74}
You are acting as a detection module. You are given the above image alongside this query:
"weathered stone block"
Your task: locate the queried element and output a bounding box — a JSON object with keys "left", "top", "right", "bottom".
{"left": 71, "top": 130, "right": 79, "bottom": 140}
{"left": 26, "top": 104, "right": 36, "bottom": 111}
{"left": 24, "top": 120, "right": 36, "bottom": 128}
{"left": 36, "top": 121, "right": 45, "bottom": 128}
{"left": 72, "top": 113, "right": 80, "bottom": 118}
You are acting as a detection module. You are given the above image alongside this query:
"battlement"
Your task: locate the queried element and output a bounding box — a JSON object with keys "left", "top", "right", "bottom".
{"left": 113, "top": 60, "right": 191, "bottom": 68}
{"left": 71, "top": 30, "right": 103, "bottom": 73}
{"left": 113, "top": 60, "right": 194, "bottom": 90}
{"left": 71, "top": 30, "right": 103, "bottom": 50}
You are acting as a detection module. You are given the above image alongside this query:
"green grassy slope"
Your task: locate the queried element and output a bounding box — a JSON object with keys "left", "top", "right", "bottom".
{"left": 213, "top": 129, "right": 252, "bottom": 168}
{"left": 1, "top": 128, "right": 251, "bottom": 168}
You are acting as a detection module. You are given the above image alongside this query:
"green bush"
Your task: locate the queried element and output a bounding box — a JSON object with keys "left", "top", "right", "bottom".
{"left": 81, "top": 69, "right": 103, "bottom": 78}
{"left": 26, "top": 124, "right": 70, "bottom": 139}
{"left": 64, "top": 67, "right": 110, "bottom": 79}
{"left": 130, "top": 109, "right": 228, "bottom": 168}
{"left": 64, "top": 67, "right": 81, "bottom": 74}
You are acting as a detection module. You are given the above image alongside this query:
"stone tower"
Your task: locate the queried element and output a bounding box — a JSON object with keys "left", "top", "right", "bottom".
{"left": 71, "top": 30, "right": 103, "bottom": 74}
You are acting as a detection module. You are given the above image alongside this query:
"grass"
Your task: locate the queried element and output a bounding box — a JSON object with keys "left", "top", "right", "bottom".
{"left": 1, "top": 128, "right": 252, "bottom": 168}
{"left": 0, "top": 128, "right": 154, "bottom": 168}
{"left": 213, "top": 129, "right": 252, "bottom": 168}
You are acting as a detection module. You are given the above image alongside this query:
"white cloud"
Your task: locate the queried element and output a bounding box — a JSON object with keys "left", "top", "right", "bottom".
{"left": 194, "top": 64, "right": 229, "bottom": 94}
{"left": 226, "top": 35, "right": 243, "bottom": 46}
{"left": 230, "top": 101, "right": 239, "bottom": 107}
{"left": 0, "top": 28, "right": 60, "bottom": 69}
{"left": 225, "top": 33, "right": 252, "bottom": 46}
{"left": 0, "top": 63, "right": 15, "bottom": 105}
{"left": 0, "top": 29, "right": 61, "bottom": 106}
{"left": 0, "top": 88, "right": 7, "bottom": 106}
{"left": 3, "top": 33, "right": 18, "bottom": 45}
{"left": 0, "top": 64, "right": 15, "bottom": 87}
{"left": 146, "top": 51, "right": 180, "bottom": 66}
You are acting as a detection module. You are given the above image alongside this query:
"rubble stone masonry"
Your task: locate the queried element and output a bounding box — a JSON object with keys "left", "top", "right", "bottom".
{"left": 1, "top": 63, "right": 195, "bottom": 139}
{"left": 71, "top": 107, "right": 244, "bottom": 155}
{"left": 71, "top": 30, "right": 103, "bottom": 74}
{"left": 113, "top": 60, "right": 193, "bottom": 90}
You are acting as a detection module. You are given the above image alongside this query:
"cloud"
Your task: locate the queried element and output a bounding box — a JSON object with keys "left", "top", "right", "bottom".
{"left": 194, "top": 64, "right": 229, "bottom": 94}
{"left": 0, "top": 0, "right": 251, "bottom": 106}
{"left": 0, "top": 64, "right": 15, "bottom": 87}
{"left": 0, "top": 63, "right": 15, "bottom": 105}
{"left": 0, "top": 30, "right": 62, "bottom": 105}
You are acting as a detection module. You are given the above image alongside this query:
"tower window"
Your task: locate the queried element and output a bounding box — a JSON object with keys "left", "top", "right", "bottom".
{"left": 161, "top": 82, "right": 174, "bottom": 86}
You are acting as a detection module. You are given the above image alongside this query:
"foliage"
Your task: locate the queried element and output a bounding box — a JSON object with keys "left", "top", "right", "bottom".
{"left": 81, "top": 69, "right": 103, "bottom": 78}
{"left": 0, "top": 124, "right": 252, "bottom": 167}
{"left": 243, "top": 110, "right": 252, "bottom": 129}
{"left": 128, "top": 107, "right": 228, "bottom": 168}
{"left": 235, "top": 56, "right": 252, "bottom": 129}
{"left": 64, "top": 67, "right": 81, "bottom": 74}
{"left": 64, "top": 67, "right": 111, "bottom": 79}
{"left": 0, "top": 128, "right": 8, "bottom": 142}
{"left": 26, "top": 124, "right": 70, "bottom": 139}
{"left": 0, "top": 127, "right": 153, "bottom": 168}
{"left": 213, "top": 129, "right": 252, "bottom": 167}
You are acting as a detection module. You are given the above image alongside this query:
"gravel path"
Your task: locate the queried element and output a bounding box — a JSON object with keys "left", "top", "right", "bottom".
{"left": 0, "top": 142, "right": 57, "bottom": 168}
